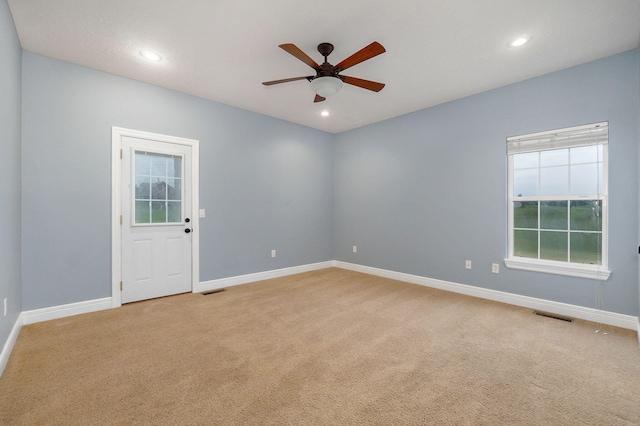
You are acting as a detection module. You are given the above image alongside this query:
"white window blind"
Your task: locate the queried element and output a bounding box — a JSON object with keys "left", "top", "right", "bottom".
{"left": 507, "top": 122, "right": 608, "bottom": 155}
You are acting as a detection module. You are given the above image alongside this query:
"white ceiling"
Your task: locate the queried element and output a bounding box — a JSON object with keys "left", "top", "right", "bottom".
{"left": 7, "top": 0, "right": 640, "bottom": 134}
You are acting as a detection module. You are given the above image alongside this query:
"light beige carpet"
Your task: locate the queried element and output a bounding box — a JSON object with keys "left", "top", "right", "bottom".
{"left": 1, "top": 268, "right": 639, "bottom": 425}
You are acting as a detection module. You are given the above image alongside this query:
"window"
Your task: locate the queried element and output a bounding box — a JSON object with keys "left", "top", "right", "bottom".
{"left": 134, "top": 151, "right": 183, "bottom": 224}
{"left": 505, "top": 122, "right": 610, "bottom": 280}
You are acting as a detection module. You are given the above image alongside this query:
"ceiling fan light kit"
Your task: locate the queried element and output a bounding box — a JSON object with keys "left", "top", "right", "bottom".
{"left": 310, "top": 76, "right": 343, "bottom": 98}
{"left": 262, "top": 41, "right": 386, "bottom": 103}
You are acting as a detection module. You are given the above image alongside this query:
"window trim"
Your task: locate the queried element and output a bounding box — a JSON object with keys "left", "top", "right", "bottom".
{"left": 504, "top": 257, "right": 611, "bottom": 280}
{"left": 504, "top": 122, "right": 611, "bottom": 280}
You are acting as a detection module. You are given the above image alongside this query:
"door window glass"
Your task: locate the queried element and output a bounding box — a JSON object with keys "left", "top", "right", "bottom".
{"left": 134, "top": 152, "right": 182, "bottom": 224}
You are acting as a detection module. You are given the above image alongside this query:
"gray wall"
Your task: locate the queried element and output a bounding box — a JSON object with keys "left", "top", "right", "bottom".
{"left": 0, "top": 0, "right": 22, "bottom": 347}
{"left": 12, "top": 38, "right": 640, "bottom": 320}
{"left": 334, "top": 49, "right": 640, "bottom": 317}
{"left": 21, "top": 52, "right": 334, "bottom": 310}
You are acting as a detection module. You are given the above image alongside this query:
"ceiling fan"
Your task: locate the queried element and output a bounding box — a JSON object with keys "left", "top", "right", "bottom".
{"left": 262, "top": 42, "right": 386, "bottom": 103}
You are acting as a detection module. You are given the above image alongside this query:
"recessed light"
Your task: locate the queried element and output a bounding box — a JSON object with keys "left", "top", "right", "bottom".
{"left": 139, "top": 50, "right": 162, "bottom": 61}
{"left": 507, "top": 35, "right": 532, "bottom": 48}
{"left": 320, "top": 110, "right": 330, "bottom": 117}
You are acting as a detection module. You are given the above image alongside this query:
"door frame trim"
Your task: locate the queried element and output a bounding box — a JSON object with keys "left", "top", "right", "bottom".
{"left": 111, "top": 127, "right": 200, "bottom": 308}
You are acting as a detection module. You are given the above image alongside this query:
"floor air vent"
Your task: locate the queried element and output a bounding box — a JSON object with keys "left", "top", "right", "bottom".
{"left": 202, "top": 289, "right": 227, "bottom": 296}
{"left": 534, "top": 311, "right": 573, "bottom": 322}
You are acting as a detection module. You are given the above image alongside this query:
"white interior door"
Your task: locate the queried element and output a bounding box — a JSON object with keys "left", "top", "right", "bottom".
{"left": 120, "top": 136, "right": 193, "bottom": 303}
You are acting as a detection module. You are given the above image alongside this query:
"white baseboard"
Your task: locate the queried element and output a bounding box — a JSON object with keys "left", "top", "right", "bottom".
{"left": 18, "top": 262, "right": 335, "bottom": 327}
{"left": 21, "top": 297, "right": 113, "bottom": 326}
{"left": 0, "top": 313, "right": 23, "bottom": 378}
{"left": 196, "top": 261, "right": 335, "bottom": 293}
{"left": 3, "top": 259, "right": 637, "bottom": 379}
{"left": 335, "top": 261, "right": 639, "bottom": 331}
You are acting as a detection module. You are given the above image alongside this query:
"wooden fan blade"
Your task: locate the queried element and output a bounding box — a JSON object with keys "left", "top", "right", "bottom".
{"left": 334, "top": 41, "right": 385, "bottom": 71}
{"left": 262, "top": 76, "right": 313, "bottom": 86}
{"left": 279, "top": 44, "right": 320, "bottom": 69}
{"left": 342, "top": 76, "right": 385, "bottom": 92}
{"left": 314, "top": 94, "right": 326, "bottom": 103}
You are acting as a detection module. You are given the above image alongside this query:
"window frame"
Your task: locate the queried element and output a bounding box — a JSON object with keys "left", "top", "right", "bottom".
{"left": 504, "top": 122, "right": 611, "bottom": 280}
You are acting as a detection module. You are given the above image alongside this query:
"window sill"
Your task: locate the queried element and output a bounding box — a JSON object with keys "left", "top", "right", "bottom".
{"left": 504, "top": 257, "right": 611, "bottom": 280}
